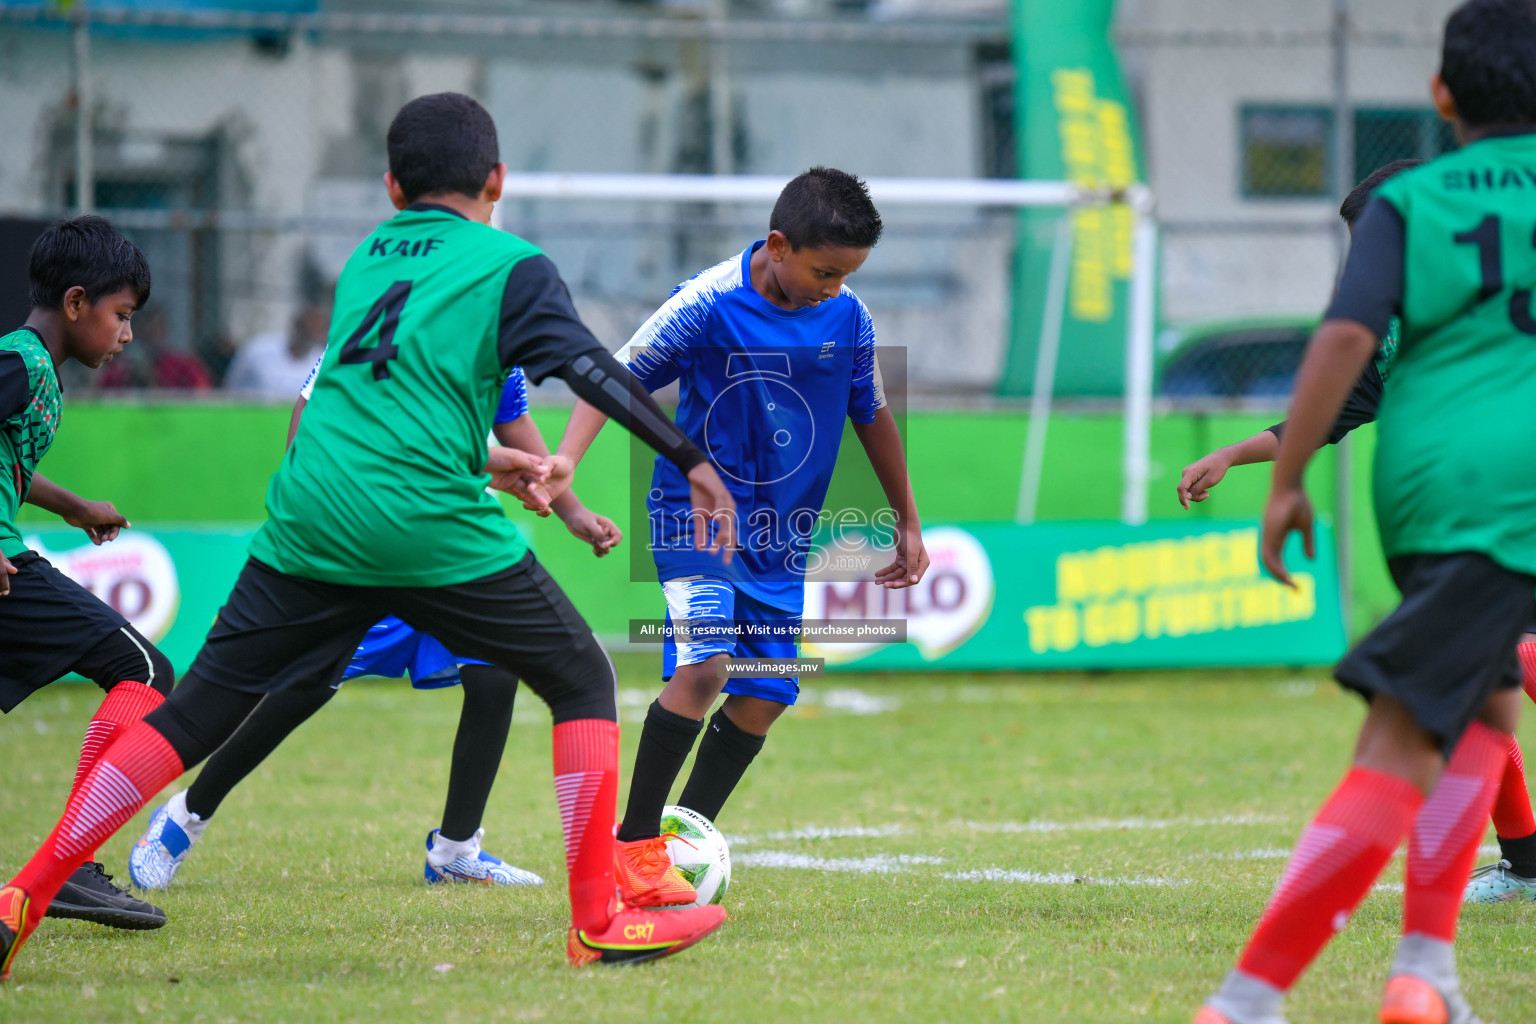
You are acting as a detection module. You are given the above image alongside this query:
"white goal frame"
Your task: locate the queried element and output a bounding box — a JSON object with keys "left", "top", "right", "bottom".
{"left": 492, "top": 173, "right": 1157, "bottom": 526}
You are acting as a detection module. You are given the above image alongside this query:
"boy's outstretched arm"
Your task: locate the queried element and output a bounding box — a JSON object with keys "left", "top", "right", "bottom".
{"left": 24, "top": 472, "right": 129, "bottom": 545}
{"left": 852, "top": 406, "right": 928, "bottom": 589}
{"left": 1177, "top": 432, "right": 1281, "bottom": 509}
{"left": 556, "top": 399, "right": 610, "bottom": 471}
{"left": 499, "top": 256, "right": 735, "bottom": 561}
{"left": 495, "top": 414, "right": 622, "bottom": 557}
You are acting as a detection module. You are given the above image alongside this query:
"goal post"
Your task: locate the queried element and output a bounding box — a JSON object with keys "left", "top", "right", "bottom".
{"left": 491, "top": 173, "right": 1157, "bottom": 526}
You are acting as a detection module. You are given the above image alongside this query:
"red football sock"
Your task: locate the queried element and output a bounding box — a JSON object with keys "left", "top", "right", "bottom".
{"left": 1490, "top": 734, "right": 1536, "bottom": 840}
{"left": 552, "top": 718, "right": 620, "bottom": 933}
{"left": 1520, "top": 642, "right": 1536, "bottom": 704}
{"left": 1236, "top": 767, "right": 1422, "bottom": 990}
{"left": 1404, "top": 721, "right": 1508, "bottom": 942}
{"left": 10, "top": 722, "right": 184, "bottom": 928}
{"left": 72, "top": 681, "right": 165, "bottom": 799}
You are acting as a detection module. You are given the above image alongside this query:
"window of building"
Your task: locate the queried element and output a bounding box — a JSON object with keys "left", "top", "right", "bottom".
{"left": 1353, "top": 107, "right": 1457, "bottom": 183}
{"left": 1240, "top": 105, "right": 1334, "bottom": 198}
{"left": 1241, "top": 105, "right": 1459, "bottom": 199}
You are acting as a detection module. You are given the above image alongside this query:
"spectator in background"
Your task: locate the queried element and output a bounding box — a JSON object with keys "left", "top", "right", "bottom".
{"left": 224, "top": 300, "right": 330, "bottom": 398}
{"left": 98, "top": 306, "right": 212, "bottom": 392}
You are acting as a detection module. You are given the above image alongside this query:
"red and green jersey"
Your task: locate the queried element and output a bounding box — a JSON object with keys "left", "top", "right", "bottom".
{"left": 0, "top": 328, "right": 61, "bottom": 559}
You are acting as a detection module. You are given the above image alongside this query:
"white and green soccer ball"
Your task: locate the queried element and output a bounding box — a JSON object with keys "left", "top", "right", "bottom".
{"left": 660, "top": 805, "right": 731, "bottom": 908}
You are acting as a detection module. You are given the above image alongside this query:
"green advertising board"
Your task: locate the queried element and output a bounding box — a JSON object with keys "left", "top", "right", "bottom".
{"left": 804, "top": 520, "right": 1346, "bottom": 670}
{"left": 1001, "top": 0, "right": 1146, "bottom": 396}
{"left": 25, "top": 518, "right": 1344, "bottom": 676}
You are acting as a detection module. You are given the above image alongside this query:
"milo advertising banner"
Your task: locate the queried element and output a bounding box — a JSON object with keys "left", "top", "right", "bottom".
{"left": 22, "top": 526, "right": 257, "bottom": 673}
{"left": 806, "top": 521, "right": 1346, "bottom": 670}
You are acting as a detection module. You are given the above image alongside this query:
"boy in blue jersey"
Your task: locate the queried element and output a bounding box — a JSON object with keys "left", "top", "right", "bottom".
{"left": 557, "top": 167, "right": 928, "bottom": 902}
{"left": 128, "top": 363, "right": 621, "bottom": 891}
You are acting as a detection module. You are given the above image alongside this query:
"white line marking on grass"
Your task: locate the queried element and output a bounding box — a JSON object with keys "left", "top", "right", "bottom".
{"left": 958, "top": 813, "right": 1283, "bottom": 835}
{"left": 944, "top": 868, "right": 1188, "bottom": 887}
{"left": 735, "top": 851, "right": 945, "bottom": 874}
{"left": 730, "top": 814, "right": 1284, "bottom": 847}
{"left": 1478, "top": 845, "right": 1501, "bottom": 857}
{"left": 795, "top": 688, "right": 902, "bottom": 715}
{"left": 1373, "top": 883, "right": 1404, "bottom": 893}
{"left": 729, "top": 824, "right": 906, "bottom": 846}
{"left": 1210, "top": 848, "right": 1292, "bottom": 861}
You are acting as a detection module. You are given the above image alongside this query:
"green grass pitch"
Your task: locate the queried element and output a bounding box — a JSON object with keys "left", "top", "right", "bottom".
{"left": 2, "top": 657, "right": 1534, "bottom": 1022}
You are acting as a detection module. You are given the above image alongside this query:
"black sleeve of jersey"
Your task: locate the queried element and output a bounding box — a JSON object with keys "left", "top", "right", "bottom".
{"left": 1266, "top": 357, "right": 1384, "bottom": 446}
{"left": 1323, "top": 197, "right": 1405, "bottom": 338}
{"left": 0, "top": 350, "right": 29, "bottom": 420}
{"left": 497, "top": 254, "right": 607, "bottom": 383}
{"left": 497, "top": 255, "right": 706, "bottom": 473}
{"left": 557, "top": 349, "right": 708, "bottom": 475}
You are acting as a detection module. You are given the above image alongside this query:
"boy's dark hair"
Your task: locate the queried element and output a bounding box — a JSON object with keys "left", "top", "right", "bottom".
{"left": 770, "top": 167, "right": 884, "bottom": 251}
{"left": 386, "top": 92, "right": 500, "bottom": 203}
{"left": 28, "top": 214, "right": 151, "bottom": 310}
{"left": 1441, "top": 0, "right": 1536, "bottom": 127}
{"left": 1340, "top": 159, "right": 1423, "bottom": 224}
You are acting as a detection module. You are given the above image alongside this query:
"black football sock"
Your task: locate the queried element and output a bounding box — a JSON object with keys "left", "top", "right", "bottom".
{"left": 615, "top": 700, "right": 702, "bottom": 843}
{"left": 1498, "top": 830, "right": 1536, "bottom": 878}
{"left": 184, "top": 686, "right": 336, "bottom": 819}
{"left": 677, "top": 708, "right": 766, "bottom": 824}
{"left": 439, "top": 664, "right": 518, "bottom": 843}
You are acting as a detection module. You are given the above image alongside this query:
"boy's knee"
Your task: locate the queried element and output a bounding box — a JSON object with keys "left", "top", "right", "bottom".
{"left": 537, "top": 637, "right": 618, "bottom": 725}
{"left": 145, "top": 646, "right": 176, "bottom": 697}
{"left": 81, "top": 626, "right": 175, "bottom": 696}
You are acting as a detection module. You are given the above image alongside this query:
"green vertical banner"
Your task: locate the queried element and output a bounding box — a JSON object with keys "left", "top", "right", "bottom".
{"left": 1000, "top": 0, "right": 1144, "bottom": 396}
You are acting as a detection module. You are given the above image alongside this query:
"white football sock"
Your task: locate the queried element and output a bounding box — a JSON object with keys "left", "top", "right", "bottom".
{"left": 427, "top": 827, "right": 484, "bottom": 866}
{"left": 166, "top": 790, "right": 207, "bottom": 842}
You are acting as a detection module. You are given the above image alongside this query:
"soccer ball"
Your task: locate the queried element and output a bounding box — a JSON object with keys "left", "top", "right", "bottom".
{"left": 660, "top": 805, "right": 731, "bottom": 908}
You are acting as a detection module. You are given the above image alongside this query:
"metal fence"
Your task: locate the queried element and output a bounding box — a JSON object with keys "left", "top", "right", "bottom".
{"left": 0, "top": 4, "right": 1020, "bottom": 399}
{"left": 0, "top": 2, "right": 1462, "bottom": 403}
{"left": 1116, "top": 2, "right": 1452, "bottom": 409}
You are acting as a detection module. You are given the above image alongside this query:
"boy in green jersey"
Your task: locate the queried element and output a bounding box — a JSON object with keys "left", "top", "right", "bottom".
{"left": 0, "top": 93, "right": 739, "bottom": 979}
{"left": 1179, "top": 158, "right": 1536, "bottom": 909}
{"left": 1, "top": 215, "right": 176, "bottom": 933}
{"left": 1198, "top": 3, "right": 1536, "bottom": 1023}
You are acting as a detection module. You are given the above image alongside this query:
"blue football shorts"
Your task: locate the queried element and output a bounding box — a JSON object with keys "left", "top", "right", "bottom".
{"left": 339, "top": 616, "right": 489, "bottom": 690}
{"left": 661, "top": 576, "right": 802, "bottom": 705}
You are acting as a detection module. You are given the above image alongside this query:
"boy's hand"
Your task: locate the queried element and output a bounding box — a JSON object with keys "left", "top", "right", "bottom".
{"left": 686, "top": 462, "right": 738, "bottom": 565}
{"left": 485, "top": 446, "right": 552, "bottom": 512}
{"left": 0, "top": 551, "right": 14, "bottom": 596}
{"left": 560, "top": 508, "right": 622, "bottom": 557}
{"left": 1177, "top": 452, "right": 1234, "bottom": 509}
{"left": 875, "top": 519, "right": 929, "bottom": 589}
{"left": 539, "top": 453, "right": 576, "bottom": 507}
{"left": 63, "top": 501, "right": 130, "bottom": 545}
{"left": 1260, "top": 485, "right": 1314, "bottom": 588}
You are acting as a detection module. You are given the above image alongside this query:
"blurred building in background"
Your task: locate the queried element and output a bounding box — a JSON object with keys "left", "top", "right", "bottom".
{"left": 0, "top": 0, "right": 1461, "bottom": 400}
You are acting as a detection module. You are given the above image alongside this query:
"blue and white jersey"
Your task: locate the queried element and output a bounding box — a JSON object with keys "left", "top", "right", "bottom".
{"left": 619, "top": 240, "right": 885, "bottom": 612}
{"left": 301, "top": 348, "right": 528, "bottom": 424}
{"left": 494, "top": 364, "right": 529, "bottom": 424}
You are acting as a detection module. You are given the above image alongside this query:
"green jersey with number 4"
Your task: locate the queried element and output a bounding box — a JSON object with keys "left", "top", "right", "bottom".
{"left": 1372, "top": 132, "right": 1536, "bottom": 574}
{"left": 249, "top": 205, "right": 543, "bottom": 586}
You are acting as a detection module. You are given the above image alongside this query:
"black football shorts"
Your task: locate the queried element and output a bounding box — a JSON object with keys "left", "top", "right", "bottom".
{"left": 0, "top": 550, "right": 159, "bottom": 712}
{"left": 186, "top": 551, "right": 615, "bottom": 723}
{"left": 1335, "top": 550, "right": 1536, "bottom": 754}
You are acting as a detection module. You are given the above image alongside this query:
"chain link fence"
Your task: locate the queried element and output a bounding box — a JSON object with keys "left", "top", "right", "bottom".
{"left": 0, "top": 5, "right": 1020, "bottom": 400}
{"left": 0, "top": 2, "right": 1463, "bottom": 404}
{"left": 1116, "top": 0, "right": 1452, "bottom": 408}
